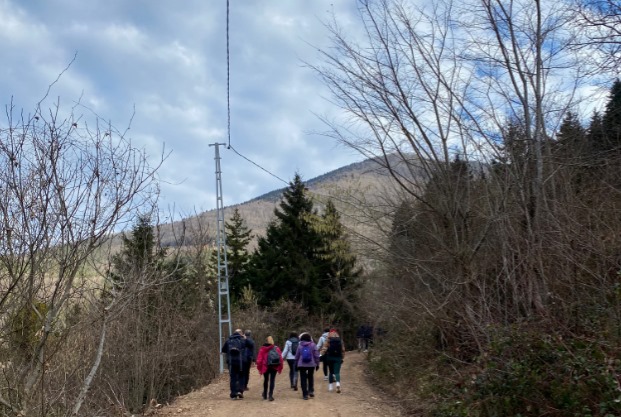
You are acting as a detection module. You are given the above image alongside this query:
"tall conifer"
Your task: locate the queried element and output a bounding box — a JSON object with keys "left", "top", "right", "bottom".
{"left": 247, "top": 173, "right": 323, "bottom": 310}
{"left": 224, "top": 208, "right": 252, "bottom": 301}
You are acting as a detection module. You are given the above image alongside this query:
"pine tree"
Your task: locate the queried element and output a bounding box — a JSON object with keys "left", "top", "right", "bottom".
{"left": 313, "top": 199, "right": 362, "bottom": 317}
{"left": 585, "top": 110, "right": 606, "bottom": 162}
{"left": 109, "top": 214, "right": 165, "bottom": 292}
{"left": 602, "top": 79, "right": 621, "bottom": 150}
{"left": 225, "top": 208, "right": 252, "bottom": 301}
{"left": 247, "top": 173, "right": 324, "bottom": 310}
{"left": 555, "top": 111, "right": 586, "bottom": 159}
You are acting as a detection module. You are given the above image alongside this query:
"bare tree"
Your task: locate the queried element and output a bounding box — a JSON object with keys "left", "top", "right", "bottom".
{"left": 0, "top": 95, "right": 163, "bottom": 415}
{"left": 311, "top": 0, "right": 588, "bottom": 352}
{"left": 571, "top": 0, "right": 621, "bottom": 72}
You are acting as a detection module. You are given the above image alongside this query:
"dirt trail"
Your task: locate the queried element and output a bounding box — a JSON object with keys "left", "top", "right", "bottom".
{"left": 158, "top": 351, "right": 403, "bottom": 417}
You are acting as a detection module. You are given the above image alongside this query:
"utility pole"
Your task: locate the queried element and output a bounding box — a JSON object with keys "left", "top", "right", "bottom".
{"left": 210, "top": 142, "right": 232, "bottom": 374}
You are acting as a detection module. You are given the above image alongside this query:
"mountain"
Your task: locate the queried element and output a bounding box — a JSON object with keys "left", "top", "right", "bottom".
{"left": 160, "top": 156, "right": 407, "bottom": 248}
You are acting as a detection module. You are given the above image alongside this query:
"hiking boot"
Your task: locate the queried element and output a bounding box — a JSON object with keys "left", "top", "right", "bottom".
{"left": 328, "top": 383, "right": 334, "bottom": 392}
{"left": 336, "top": 382, "right": 341, "bottom": 393}
{"left": 269, "top": 396, "right": 275, "bottom": 401}
{"left": 323, "top": 375, "right": 329, "bottom": 381}
{"left": 303, "top": 396, "right": 309, "bottom": 400}
{"left": 262, "top": 392, "right": 267, "bottom": 400}
{"left": 293, "top": 386, "right": 298, "bottom": 391}
{"left": 309, "top": 392, "right": 315, "bottom": 398}
{"left": 237, "top": 392, "right": 244, "bottom": 399}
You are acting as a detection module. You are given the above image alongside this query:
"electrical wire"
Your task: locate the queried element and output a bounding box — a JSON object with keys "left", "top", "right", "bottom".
{"left": 224, "top": 1, "right": 288, "bottom": 187}
{"left": 226, "top": 0, "right": 231, "bottom": 149}
{"left": 228, "top": 145, "right": 289, "bottom": 185}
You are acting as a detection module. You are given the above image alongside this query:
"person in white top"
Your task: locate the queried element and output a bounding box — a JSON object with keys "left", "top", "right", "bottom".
{"left": 281, "top": 331, "right": 300, "bottom": 390}
{"left": 316, "top": 328, "right": 330, "bottom": 381}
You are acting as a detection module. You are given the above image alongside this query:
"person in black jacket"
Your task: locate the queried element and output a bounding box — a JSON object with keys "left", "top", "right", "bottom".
{"left": 221, "top": 329, "right": 250, "bottom": 399}
{"left": 243, "top": 329, "right": 256, "bottom": 391}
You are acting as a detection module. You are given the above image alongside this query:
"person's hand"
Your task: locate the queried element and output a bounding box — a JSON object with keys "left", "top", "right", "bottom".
{"left": 315, "top": 366, "right": 319, "bottom": 371}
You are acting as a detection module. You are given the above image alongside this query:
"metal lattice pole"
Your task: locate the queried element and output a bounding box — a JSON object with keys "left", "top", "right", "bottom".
{"left": 210, "top": 142, "right": 232, "bottom": 374}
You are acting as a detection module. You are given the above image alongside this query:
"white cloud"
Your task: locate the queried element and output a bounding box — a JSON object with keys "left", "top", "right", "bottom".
{"left": 0, "top": 0, "right": 365, "bottom": 220}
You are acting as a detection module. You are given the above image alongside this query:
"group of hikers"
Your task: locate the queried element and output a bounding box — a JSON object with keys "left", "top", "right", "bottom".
{"left": 356, "top": 322, "right": 374, "bottom": 352}
{"left": 221, "top": 327, "right": 346, "bottom": 401}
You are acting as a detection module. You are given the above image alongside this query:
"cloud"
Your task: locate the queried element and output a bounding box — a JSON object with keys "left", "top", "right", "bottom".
{"left": 0, "top": 0, "right": 364, "bottom": 219}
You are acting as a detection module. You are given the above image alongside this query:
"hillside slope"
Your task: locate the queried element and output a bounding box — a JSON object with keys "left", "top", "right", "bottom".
{"left": 160, "top": 156, "right": 409, "bottom": 247}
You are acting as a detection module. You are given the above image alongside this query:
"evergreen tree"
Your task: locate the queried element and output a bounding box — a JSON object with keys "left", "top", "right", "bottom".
{"left": 602, "top": 79, "right": 621, "bottom": 150}
{"left": 313, "top": 200, "right": 362, "bottom": 313}
{"left": 247, "top": 173, "right": 324, "bottom": 310}
{"left": 109, "top": 214, "right": 165, "bottom": 292}
{"left": 586, "top": 110, "right": 606, "bottom": 161}
{"left": 224, "top": 208, "right": 252, "bottom": 301}
{"left": 555, "top": 111, "right": 586, "bottom": 158}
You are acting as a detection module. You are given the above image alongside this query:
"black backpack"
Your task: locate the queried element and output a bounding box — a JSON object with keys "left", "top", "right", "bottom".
{"left": 290, "top": 337, "right": 299, "bottom": 355}
{"left": 267, "top": 346, "right": 280, "bottom": 366}
{"left": 227, "top": 336, "right": 246, "bottom": 365}
{"left": 326, "top": 337, "right": 343, "bottom": 357}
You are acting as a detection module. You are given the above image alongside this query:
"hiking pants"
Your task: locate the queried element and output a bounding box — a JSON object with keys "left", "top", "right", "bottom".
{"left": 228, "top": 362, "right": 245, "bottom": 397}
{"left": 242, "top": 360, "right": 252, "bottom": 389}
{"left": 320, "top": 355, "right": 328, "bottom": 376}
{"left": 262, "top": 367, "right": 277, "bottom": 398}
{"left": 298, "top": 366, "right": 315, "bottom": 397}
{"left": 326, "top": 356, "right": 342, "bottom": 383}
{"left": 286, "top": 358, "right": 298, "bottom": 388}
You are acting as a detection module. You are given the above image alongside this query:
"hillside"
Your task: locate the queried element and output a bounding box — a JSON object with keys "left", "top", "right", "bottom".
{"left": 160, "top": 156, "right": 409, "bottom": 248}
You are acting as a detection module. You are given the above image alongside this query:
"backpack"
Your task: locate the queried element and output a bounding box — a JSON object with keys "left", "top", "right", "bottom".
{"left": 267, "top": 346, "right": 280, "bottom": 366}
{"left": 326, "top": 337, "right": 343, "bottom": 357}
{"left": 301, "top": 344, "right": 313, "bottom": 363}
{"left": 290, "top": 337, "right": 299, "bottom": 355}
{"left": 227, "top": 336, "right": 246, "bottom": 364}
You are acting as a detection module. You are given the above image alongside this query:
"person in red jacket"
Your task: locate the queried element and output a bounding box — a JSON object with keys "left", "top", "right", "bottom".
{"left": 256, "top": 335, "right": 283, "bottom": 401}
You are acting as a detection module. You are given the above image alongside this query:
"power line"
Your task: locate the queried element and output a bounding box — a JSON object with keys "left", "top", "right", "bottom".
{"left": 226, "top": 0, "right": 231, "bottom": 149}
{"left": 228, "top": 145, "right": 289, "bottom": 185}
{"left": 224, "top": 1, "right": 288, "bottom": 187}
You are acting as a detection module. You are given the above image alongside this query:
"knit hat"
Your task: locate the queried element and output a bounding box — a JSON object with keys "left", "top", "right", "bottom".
{"left": 266, "top": 335, "right": 274, "bottom": 345}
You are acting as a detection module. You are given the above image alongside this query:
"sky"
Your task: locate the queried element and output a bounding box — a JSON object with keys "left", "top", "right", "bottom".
{"left": 0, "top": 0, "right": 364, "bottom": 216}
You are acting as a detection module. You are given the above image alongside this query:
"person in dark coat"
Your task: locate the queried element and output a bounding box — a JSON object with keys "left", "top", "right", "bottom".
{"left": 242, "top": 329, "right": 256, "bottom": 391}
{"left": 221, "top": 329, "right": 250, "bottom": 399}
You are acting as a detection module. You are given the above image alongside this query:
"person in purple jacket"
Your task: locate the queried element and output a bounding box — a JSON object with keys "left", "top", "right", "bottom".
{"left": 294, "top": 332, "right": 321, "bottom": 400}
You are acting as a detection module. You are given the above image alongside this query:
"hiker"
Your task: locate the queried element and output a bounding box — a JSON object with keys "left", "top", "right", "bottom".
{"left": 256, "top": 335, "right": 283, "bottom": 401}
{"left": 357, "top": 322, "right": 373, "bottom": 352}
{"left": 295, "top": 332, "right": 320, "bottom": 400}
{"left": 221, "top": 328, "right": 251, "bottom": 399}
{"left": 243, "top": 329, "right": 256, "bottom": 391}
{"left": 320, "top": 328, "right": 346, "bottom": 393}
{"left": 316, "top": 327, "right": 330, "bottom": 381}
{"left": 281, "top": 331, "right": 300, "bottom": 391}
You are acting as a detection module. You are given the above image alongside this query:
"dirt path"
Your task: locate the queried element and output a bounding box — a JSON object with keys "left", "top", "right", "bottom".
{"left": 158, "top": 351, "right": 403, "bottom": 417}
